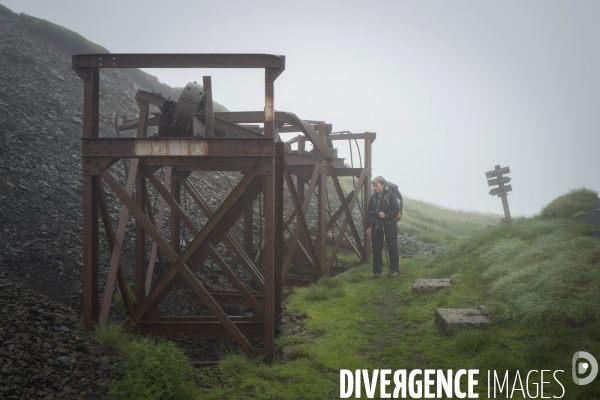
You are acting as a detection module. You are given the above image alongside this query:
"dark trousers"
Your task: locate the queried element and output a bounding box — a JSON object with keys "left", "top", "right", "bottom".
{"left": 371, "top": 222, "right": 399, "bottom": 274}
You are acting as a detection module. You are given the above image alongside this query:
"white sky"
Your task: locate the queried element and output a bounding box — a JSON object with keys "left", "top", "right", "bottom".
{"left": 4, "top": 0, "right": 599, "bottom": 216}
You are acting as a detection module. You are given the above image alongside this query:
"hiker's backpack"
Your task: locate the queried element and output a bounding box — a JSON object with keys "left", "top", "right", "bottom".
{"left": 386, "top": 182, "right": 403, "bottom": 220}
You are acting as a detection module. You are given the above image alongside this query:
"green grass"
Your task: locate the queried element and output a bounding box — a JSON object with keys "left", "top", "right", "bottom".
{"left": 108, "top": 338, "right": 198, "bottom": 400}
{"left": 102, "top": 188, "right": 600, "bottom": 398}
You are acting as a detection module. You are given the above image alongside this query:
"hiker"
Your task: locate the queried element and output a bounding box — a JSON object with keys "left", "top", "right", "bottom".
{"left": 366, "top": 176, "right": 400, "bottom": 278}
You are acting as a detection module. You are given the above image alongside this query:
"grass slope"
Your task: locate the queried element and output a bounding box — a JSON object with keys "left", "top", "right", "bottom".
{"left": 98, "top": 188, "right": 600, "bottom": 399}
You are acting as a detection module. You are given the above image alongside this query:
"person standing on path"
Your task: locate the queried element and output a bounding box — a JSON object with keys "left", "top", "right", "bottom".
{"left": 366, "top": 176, "right": 400, "bottom": 278}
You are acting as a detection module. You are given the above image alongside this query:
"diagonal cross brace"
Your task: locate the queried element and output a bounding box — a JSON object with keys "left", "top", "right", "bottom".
{"left": 182, "top": 178, "right": 265, "bottom": 287}
{"left": 146, "top": 173, "right": 262, "bottom": 312}
{"left": 99, "top": 159, "right": 139, "bottom": 324}
{"left": 283, "top": 162, "right": 319, "bottom": 271}
{"left": 101, "top": 160, "right": 265, "bottom": 348}
{"left": 327, "top": 168, "right": 368, "bottom": 270}
{"left": 281, "top": 162, "right": 322, "bottom": 281}
{"left": 101, "top": 170, "right": 259, "bottom": 352}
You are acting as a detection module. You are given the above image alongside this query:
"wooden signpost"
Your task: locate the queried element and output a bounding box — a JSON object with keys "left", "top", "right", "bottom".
{"left": 486, "top": 165, "right": 512, "bottom": 223}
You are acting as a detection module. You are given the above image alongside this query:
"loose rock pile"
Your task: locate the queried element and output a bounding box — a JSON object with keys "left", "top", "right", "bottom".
{"left": 0, "top": 270, "right": 120, "bottom": 399}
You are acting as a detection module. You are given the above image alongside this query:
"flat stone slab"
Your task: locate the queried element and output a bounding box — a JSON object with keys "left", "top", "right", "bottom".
{"left": 413, "top": 279, "right": 452, "bottom": 293}
{"left": 435, "top": 308, "right": 491, "bottom": 335}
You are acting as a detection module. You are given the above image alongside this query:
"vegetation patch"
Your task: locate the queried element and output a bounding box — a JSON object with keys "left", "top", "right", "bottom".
{"left": 100, "top": 190, "right": 600, "bottom": 398}
{"left": 539, "top": 187, "right": 598, "bottom": 220}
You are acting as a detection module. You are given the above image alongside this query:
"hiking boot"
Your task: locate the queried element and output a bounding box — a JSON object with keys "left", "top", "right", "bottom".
{"left": 390, "top": 271, "right": 399, "bottom": 278}
{"left": 374, "top": 272, "right": 381, "bottom": 278}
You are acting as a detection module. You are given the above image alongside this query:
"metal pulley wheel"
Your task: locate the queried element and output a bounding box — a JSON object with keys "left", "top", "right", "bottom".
{"left": 172, "top": 81, "right": 205, "bottom": 137}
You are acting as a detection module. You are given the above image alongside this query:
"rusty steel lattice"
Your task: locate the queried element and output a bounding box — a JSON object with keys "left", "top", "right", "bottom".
{"left": 72, "top": 53, "right": 374, "bottom": 357}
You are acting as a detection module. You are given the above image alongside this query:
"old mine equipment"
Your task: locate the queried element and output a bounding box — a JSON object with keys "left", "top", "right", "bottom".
{"left": 72, "top": 53, "right": 372, "bottom": 357}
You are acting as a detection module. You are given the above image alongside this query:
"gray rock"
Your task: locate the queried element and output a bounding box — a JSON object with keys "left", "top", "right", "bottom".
{"left": 435, "top": 308, "right": 491, "bottom": 335}
{"left": 412, "top": 278, "right": 452, "bottom": 293}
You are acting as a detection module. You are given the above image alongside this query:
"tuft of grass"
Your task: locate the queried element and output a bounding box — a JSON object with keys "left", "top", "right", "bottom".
{"left": 539, "top": 187, "right": 598, "bottom": 220}
{"left": 108, "top": 338, "right": 198, "bottom": 400}
{"left": 92, "top": 322, "right": 129, "bottom": 354}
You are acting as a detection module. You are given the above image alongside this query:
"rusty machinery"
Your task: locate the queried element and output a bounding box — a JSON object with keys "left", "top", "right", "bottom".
{"left": 72, "top": 53, "right": 374, "bottom": 357}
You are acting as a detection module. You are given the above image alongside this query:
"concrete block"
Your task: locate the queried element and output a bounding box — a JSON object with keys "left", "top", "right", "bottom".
{"left": 412, "top": 279, "right": 452, "bottom": 294}
{"left": 435, "top": 308, "right": 491, "bottom": 335}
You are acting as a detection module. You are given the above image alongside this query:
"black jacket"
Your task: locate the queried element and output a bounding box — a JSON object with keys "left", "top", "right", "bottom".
{"left": 368, "top": 187, "right": 400, "bottom": 227}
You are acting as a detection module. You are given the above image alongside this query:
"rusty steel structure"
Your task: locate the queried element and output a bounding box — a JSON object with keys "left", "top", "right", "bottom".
{"left": 72, "top": 53, "right": 374, "bottom": 357}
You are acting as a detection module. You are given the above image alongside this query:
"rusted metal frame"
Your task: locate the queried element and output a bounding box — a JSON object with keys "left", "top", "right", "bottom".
{"left": 273, "top": 142, "right": 284, "bottom": 319}
{"left": 82, "top": 137, "right": 275, "bottom": 158}
{"left": 138, "top": 321, "right": 265, "bottom": 339}
{"left": 103, "top": 170, "right": 265, "bottom": 353}
{"left": 283, "top": 163, "right": 319, "bottom": 271}
{"left": 332, "top": 219, "right": 362, "bottom": 259}
{"left": 316, "top": 163, "right": 327, "bottom": 274}
{"left": 326, "top": 191, "right": 354, "bottom": 232}
{"left": 328, "top": 133, "right": 374, "bottom": 141}
{"left": 283, "top": 153, "right": 324, "bottom": 165}
{"left": 363, "top": 133, "right": 374, "bottom": 259}
{"left": 178, "top": 266, "right": 254, "bottom": 353}
{"left": 312, "top": 188, "right": 362, "bottom": 259}
{"left": 282, "top": 223, "right": 314, "bottom": 270}
{"left": 326, "top": 169, "right": 368, "bottom": 271}
{"left": 218, "top": 172, "right": 243, "bottom": 206}
{"left": 203, "top": 76, "right": 214, "bottom": 137}
{"left": 280, "top": 125, "right": 316, "bottom": 134}
{"left": 141, "top": 157, "right": 256, "bottom": 170}
{"left": 145, "top": 167, "right": 172, "bottom": 296}
{"left": 261, "top": 75, "right": 276, "bottom": 353}
{"left": 135, "top": 175, "right": 147, "bottom": 305}
{"left": 281, "top": 162, "right": 323, "bottom": 281}
{"left": 79, "top": 67, "right": 100, "bottom": 328}
{"left": 214, "top": 118, "right": 264, "bottom": 138}
{"left": 170, "top": 180, "right": 181, "bottom": 256}
{"left": 134, "top": 98, "right": 150, "bottom": 305}
{"left": 118, "top": 115, "right": 159, "bottom": 132}
{"left": 214, "top": 111, "right": 332, "bottom": 161}
{"left": 204, "top": 289, "right": 264, "bottom": 307}
{"left": 141, "top": 183, "right": 264, "bottom": 322}
{"left": 328, "top": 166, "right": 367, "bottom": 260}
{"left": 97, "top": 181, "right": 132, "bottom": 314}
{"left": 182, "top": 179, "right": 265, "bottom": 287}
{"left": 243, "top": 200, "right": 253, "bottom": 258}
{"left": 73, "top": 54, "right": 285, "bottom": 74}
{"left": 123, "top": 159, "right": 265, "bottom": 322}
{"left": 98, "top": 158, "right": 140, "bottom": 324}
{"left": 281, "top": 161, "right": 320, "bottom": 234}
{"left": 145, "top": 173, "right": 262, "bottom": 312}
{"left": 136, "top": 90, "right": 166, "bottom": 108}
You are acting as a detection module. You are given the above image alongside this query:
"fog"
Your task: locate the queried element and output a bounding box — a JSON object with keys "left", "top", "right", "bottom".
{"left": 4, "top": 0, "right": 599, "bottom": 216}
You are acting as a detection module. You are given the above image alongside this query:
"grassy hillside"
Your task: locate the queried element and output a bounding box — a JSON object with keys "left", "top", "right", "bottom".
{"left": 0, "top": 3, "right": 228, "bottom": 112}
{"left": 401, "top": 197, "right": 500, "bottom": 246}
{"left": 90, "top": 188, "right": 600, "bottom": 399}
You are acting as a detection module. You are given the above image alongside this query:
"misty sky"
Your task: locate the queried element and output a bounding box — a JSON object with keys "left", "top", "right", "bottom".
{"left": 4, "top": 0, "right": 599, "bottom": 216}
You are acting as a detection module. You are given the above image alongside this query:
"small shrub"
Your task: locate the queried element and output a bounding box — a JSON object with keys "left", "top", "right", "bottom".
{"left": 92, "top": 322, "right": 128, "bottom": 353}
{"left": 108, "top": 338, "right": 197, "bottom": 400}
